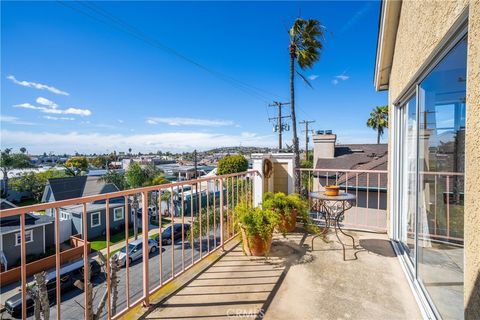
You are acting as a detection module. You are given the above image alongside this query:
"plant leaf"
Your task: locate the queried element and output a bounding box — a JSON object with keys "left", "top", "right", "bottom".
{"left": 296, "top": 70, "right": 313, "bottom": 88}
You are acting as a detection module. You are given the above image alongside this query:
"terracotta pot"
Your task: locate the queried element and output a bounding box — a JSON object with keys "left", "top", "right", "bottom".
{"left": 325, "top": 185, "right": 340, "bottom": 196}
{"left": 241, "top": 227, "right": 272, "bottom": 256}
{"left": 282, "top": 209, "right": 298, "bottom": 232}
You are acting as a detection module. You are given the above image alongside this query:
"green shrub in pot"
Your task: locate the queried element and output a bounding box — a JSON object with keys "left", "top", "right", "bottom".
{"left": 235, "top": 201, "right": 278, "bottom": 256}
{"left": 263, "top": 192, "right": 308, "bottom": 235}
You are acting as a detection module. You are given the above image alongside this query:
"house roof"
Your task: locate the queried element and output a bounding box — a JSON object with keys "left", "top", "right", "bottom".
{"left": 63, "top": 201, "right": 126, "bottom": 214}
{"left": 374, "top": 0, "right": 402, "bottom": 91}
{"left": 0, "top": 213, "right": 55, "bottom": 234}
{"left": 0, "top": 199, "right": 17, "bottom": 210}
{"left": 44, "top": 176, "right": 119, "bottom": 202}
{"left": 315, "top": 144, "right": 388, "bottom": 189}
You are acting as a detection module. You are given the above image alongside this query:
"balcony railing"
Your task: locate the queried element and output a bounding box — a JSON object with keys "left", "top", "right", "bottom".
{"left": 298, "top": 168, "right": 388, "bottom": 232}
{"left": 298, "top": 168, "right": 465, "bottom": 243}
{"left": 0, "top": 170, "right": 259, "bottom": 319}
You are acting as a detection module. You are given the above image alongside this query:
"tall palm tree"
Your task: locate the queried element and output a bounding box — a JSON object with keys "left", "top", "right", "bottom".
{"left": 367, "top": 105, "right": 389, "bottom": 144}
{"left": 289, "top": 18, "right": 325, "bottom": 192}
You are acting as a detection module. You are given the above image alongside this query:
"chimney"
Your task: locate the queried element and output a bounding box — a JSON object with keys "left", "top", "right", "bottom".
{"left": 313, "top": 130, "right": 336, "bottom": 160}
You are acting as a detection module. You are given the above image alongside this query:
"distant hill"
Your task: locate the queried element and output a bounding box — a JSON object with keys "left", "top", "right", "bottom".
{"left": 205, "top": 146, "right": 275, "bottom": 154}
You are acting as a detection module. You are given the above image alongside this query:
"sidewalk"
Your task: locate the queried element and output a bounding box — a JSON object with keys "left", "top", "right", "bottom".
{"left": 98, "top": 225, "right": 160, "bottom": 256}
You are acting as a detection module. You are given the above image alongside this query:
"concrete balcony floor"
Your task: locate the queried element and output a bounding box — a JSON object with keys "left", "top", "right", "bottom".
{"left": 142, "top": 229, "right": 421, "bottom": 320}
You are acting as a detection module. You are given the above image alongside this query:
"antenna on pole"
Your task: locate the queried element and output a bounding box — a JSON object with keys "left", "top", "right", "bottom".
{"left": 268, "top": 101, "right": 291, "bottom": 151}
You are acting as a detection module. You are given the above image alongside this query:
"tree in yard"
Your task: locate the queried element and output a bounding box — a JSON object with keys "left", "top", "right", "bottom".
{"left": 20, "top": 147, "right": 27, "bottom": 154}
{"left": 288, "top": 18, "right": 325, "bottom": 192}
{"left": 89, "top": 155, "right": 108, "bottom": 169}
{"left": 125, "top": 163, "right": 145, "bottom": 240}
{"left": 160, "top": 189, "right": 178, "bottom": 217}
{"left": 125, "top": 162, "right": 147, "bottom": 189}
{"left": 217, "top": 155, "right": 248, "bottom": 175}
{"left": 150, "top": 175, "right": 170, "bottom": 186}
{"left": 0, "top": 149, "right": 32, "bottom": 198}
{"left": 366, "top": 105, "right": 389, "bottom": 144}
{"left": 11, "top": 170, "right": 66, "bottom": 202}
{"left": 65, "top": 156, "right": 89, "bottom": 176}
{"left": 99, "top": 170, "right": 125, "bottom": 190}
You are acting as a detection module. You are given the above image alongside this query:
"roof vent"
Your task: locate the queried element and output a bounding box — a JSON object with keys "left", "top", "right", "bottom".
{"left": 315, "top": 130, "right": 333, "bottom": 135}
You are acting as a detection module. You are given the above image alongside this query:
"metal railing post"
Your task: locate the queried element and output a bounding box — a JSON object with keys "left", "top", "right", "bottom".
{"left": 20, "top": 213, "right": 27, "bottom": 320}
{"left": 220, "top": 178, "right": 225, "bottom": 251}
{"left": 55, "top": 207, "right": 61, "bottom": 320}
{"left": 141, "top": 191, "right": 150, "bottom": 307}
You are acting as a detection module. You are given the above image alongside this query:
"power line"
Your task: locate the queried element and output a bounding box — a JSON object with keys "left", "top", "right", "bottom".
{"left": 268, "top": 101, "right": 291, "bottom": 150}
{"left": 57, "top": 0, "right": 281, "bottom": 103}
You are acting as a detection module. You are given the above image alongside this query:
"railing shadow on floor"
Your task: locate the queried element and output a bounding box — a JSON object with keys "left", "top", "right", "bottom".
{"left": 139, "top": 231, "right": 314, "bottom": 320}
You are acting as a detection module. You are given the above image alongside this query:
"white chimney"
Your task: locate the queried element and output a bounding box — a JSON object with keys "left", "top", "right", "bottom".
{"left": 313, "top": 131, "right": 336, "bottom": 160}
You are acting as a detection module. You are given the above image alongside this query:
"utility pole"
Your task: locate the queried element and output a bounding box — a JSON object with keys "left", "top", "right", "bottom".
{"left": 300, "top": 120, "right": 315, "bottom": 160}
{"left": 193, "top": 149, "right": 198, "bottom": 179}
{"left": 268, "top": 101, "right": 291, "bottom": 150}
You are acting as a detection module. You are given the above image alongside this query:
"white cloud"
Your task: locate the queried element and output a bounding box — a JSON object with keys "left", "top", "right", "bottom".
{"left": 7, "top": 75, "right": 69, "bottom": 96}
{"left": 13, "top": 102, "right": 91, "bottom": 116}
{"left": 43, "top": 116, "right": 75, "bottom": 121}
{"left": 36, "top": 97, "right": 58, "bottom": 108}
{"left": 64, "top": 108, "right": 92, "bottom": 116}
{"left": 117, "top": 119, "right": 124, "bottom": 123}
{"left": 332, "top": 73, "right": 350, "bottom": 85}
{"left": 336, "top": 75, "right": 349, "bottom": 81}
{"left": 146, "top": 117, "right": 235, "bottom": 127}
{"left": 308, "top": 75, "right": 319, "bottom": 81}
{"left": 0, "top": 115, "right": 36, "bottom": 126}
{"left": 0, "top": 129, "right": 276, "bottom": 154}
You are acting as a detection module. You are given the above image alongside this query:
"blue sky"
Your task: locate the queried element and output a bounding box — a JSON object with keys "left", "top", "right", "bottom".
{"left": 1, "top": 1, "right": 387, "bottom": 154}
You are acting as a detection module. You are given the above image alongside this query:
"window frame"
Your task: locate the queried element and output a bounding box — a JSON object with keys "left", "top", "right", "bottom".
{"left": 391, "top": 16, "right": 468, "bottom": 320}
{"left": 113, "top": 207, "right": 124, "bottom": 222}
{"left": 15, "top": 229, "right": 34, "bottom": 246}
{"left": 90, "top": 212, "right": 101, "bottom": 228}
{"left": 60, "top": 210, "right": 71, "bottom": 221}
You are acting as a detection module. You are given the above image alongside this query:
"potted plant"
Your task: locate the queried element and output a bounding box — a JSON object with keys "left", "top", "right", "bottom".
{"left": 235, "top": 201, "right": 277, "bottom": 256}
{"left": 263, "top": 192, "right": 308, "bottom": 234}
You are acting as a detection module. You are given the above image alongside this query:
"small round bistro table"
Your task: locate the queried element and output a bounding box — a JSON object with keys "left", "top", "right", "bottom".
{"left": 310, "top": 191, "right": 356, "bottom": 260}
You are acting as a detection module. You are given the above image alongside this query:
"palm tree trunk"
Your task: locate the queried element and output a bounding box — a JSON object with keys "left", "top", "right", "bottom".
{"left": 290, "top": 45, "right": 301, "bottom": 193}
{"left": 377, "top": 129, "right": 381, "bottom": 144}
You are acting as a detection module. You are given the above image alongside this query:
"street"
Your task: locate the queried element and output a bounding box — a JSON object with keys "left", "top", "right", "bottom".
{"left": 0, "top": 234, "right": 222, "bottom": 320}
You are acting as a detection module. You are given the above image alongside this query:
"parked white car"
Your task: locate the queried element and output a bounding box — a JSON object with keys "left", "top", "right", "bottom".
{"left": 112, "top": 238, "right": 158, "bottom": 267}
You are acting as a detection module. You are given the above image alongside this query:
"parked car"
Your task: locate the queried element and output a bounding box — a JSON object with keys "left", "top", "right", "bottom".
{"left": 112, "top": 238, "right": 158, "bottom": 268}
{"left": 155, "top": 223, "right": 191, "bottom": 245}
{"left": 4, "top": 259, "right": 101, "bottom": 318}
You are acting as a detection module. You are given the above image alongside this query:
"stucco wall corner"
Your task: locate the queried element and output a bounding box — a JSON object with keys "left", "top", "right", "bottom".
{"left": 465, "top": 1, "right": 480, "bottom": 318}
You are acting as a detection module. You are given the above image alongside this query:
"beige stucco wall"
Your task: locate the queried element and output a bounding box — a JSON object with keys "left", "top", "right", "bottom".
{"left": 465, "top": 2, "right": 480, "bottom": 318}
{"left": 386, "top": 0, "right": 480, "bottom": 318}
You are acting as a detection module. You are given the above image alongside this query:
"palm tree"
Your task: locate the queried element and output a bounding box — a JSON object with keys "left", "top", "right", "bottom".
{"left": 161, "top": 190, "right": 178, "bottom": 217}
{"left": 367, "top": 105, "right": 389, "bottom": 144}
{"left": 289, "top": 18, "right": 324, "bottom": 192}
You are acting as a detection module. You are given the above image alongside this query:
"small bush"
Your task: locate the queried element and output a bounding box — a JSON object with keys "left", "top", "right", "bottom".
{"left": 217, "top": 155, "right": 248, "bottom": 175}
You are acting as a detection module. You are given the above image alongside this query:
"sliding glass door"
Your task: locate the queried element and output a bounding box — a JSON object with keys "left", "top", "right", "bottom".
{"left": 397, "top": 35, "right": 467, "bottom": 319}
{"left": 399, "top": 95, "right": 417, "bottom": 266}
